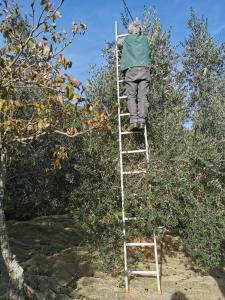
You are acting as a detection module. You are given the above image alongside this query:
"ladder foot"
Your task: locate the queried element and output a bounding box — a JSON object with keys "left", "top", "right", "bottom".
{"left": 124, "top": 288, "right": 129, "bottom": 293}
{"left": 157, "top": 289, "right": 162, "bottom": 295}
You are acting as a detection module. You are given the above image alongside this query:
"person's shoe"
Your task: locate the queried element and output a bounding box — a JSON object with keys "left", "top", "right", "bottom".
{"left": 127, "top": 122, "right": 138, "bottom": 131}
{"left": 138, "top": 122, "right": 145, "bottom": 130}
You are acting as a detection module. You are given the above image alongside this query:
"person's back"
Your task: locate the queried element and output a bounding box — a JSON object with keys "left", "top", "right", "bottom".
{"left": 119, "top": 21, "right": 151, "bottom": 131}
{"left": 121, "top": 34, "right": 150, "bottom": 71}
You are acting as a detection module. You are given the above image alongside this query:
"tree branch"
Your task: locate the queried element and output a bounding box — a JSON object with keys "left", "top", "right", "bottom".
{"left": 7, "top": 128, "right": 92, "bottom": 144}
{"left": 54, "top": 128, "right": 92, "bottom": 138}
{"left": 8, "top": 0, "right": 65, "bottom": 68}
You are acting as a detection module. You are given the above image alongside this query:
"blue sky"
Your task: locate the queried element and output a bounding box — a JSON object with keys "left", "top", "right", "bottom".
{"left": 4, "top": 0, "right": 225, "bottom": 83}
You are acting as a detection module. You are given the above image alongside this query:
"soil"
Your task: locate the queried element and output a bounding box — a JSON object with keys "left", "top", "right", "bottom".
{"left": 0, "top": 215, "right": 224, "bottom": 300}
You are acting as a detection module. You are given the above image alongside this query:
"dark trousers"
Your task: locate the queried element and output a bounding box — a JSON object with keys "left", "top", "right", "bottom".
{"left": 125, "top": 66, "right": 150, "bottom": 124}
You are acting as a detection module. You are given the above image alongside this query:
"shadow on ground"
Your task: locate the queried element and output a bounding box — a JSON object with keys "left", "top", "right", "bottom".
{"left": 0, "top": 215, "right": 93, "bottom": 299}
{"left": 1, "top": 216, "right": 225, "bottom": 300}
{"left": 210, "top": 267, "right": 225, "bottom": 299}
{"left": 170, "top": 291, "right": 189, "bottom": 300}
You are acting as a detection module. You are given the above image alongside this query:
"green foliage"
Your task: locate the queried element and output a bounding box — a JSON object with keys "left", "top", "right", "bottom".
{"left": 4, "top": 7, "right": 225, "bottom": 276}
{"left": 65, "top": 128, "right": 121, "bottom": 273}
{"left": 5, "top": 136, "right": 75, "bottom": 219}
{"left": 67, "top": 9, "right": 225, "bottom": 273}
{"left": 183, "top": 9, "right": 225, "bottom": 137}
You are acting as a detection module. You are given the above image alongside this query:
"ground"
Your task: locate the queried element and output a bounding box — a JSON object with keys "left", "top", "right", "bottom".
{"left": 0, "top": 215, "right": 224, "bottom": 300}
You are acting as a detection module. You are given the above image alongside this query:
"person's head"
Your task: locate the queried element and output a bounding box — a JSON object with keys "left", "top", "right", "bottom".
{"left": 128, "top": 21, "right": 142, "bottom": 35}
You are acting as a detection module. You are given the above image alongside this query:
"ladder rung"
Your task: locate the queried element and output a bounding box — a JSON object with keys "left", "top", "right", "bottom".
{"left": 119, "top": 113, "right": 130, "bottom": 116}
{"left": 126, "top": 242, "right": 154, "bottom": 247}
{"left": 119, "top": 80, "right": 125, "bottom": 83}
{"left": 122, "top": 170, "right": 146, "bottom": 175}
{"left": 130, "top": 270, "right": 157, "bottom": 276}
{"left": 124, "top": 217, "right": 137, "bottom": 221}
{"left": 119, "top": 95, "right": 127, "bottom": 99}
{"left": 120, "top": 131, "right": 142, "bottom": 135}
{"left": 117, "top": 33, "right": 129, "bottom": 38}
{"left": 118, "top": 64, "right": 121, "bottom": 67}
{"left": 122, "top": 149, "right": 146, "bottom": 154}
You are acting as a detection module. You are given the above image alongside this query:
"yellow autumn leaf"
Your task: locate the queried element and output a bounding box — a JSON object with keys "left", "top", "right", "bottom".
{"left": 65, "top": 84, "right": 74, "bottom": 100}
{"left": 68, "top": 75, "right": 81, "bottom": 88}
{"left": 37, "top": 120, "right": 44, "bottom": 130}
{"left": 74, "top": 93, "right": 81, "bottom": 99}
{"left": 42, "top": 23, "right": 47, "bottom": 32}
{"left": 28, "top": 40, "right": 35, "bottom": 50}
{"left": 27, "top": 124, "right": 33, "bottom": 131}
{"left": 55, "top": 76, "right": 65, "bottom": 83}
{"left": 67, "top": 127, "right": 77, "bottom": 135}
{"left": 87, "top": 81, "right": 93, "bottom": 90}
{"left": 53, "top": 159, "right": 61, "bottom": 170}
{"left": 55, "top": 11, "right": 62, "bottom": 18}
{"left": 86, "top": 104, "right": 93, "bottom": 112}
{"left": 56, "top": 95, "right": 64, "bottom": 104}
{"left": 0, "top": 99, "right": 7, "bottom": 111}
{"left": 106, "top": 125, "right": 112, "bottom": 132}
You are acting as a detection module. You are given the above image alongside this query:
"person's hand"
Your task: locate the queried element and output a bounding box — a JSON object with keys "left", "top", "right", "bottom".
{"left": 116, "top": 39, "right": 124, "bottom": 47}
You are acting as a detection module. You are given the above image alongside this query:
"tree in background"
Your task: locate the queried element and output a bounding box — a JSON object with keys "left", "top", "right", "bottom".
{"left": 69, "top": 9, "right": 225, "bottom": 274}
{"left": 68, "top": 9, "right": 187, "bottom": 272}
{"left": 0, "top": 0, "right": 108, "bottom": 298}
{"left": 67, "top": 43, "right": 123, "bottom": 273}
{"left": 181, "top": 10, "right": 225, "bottom": 269}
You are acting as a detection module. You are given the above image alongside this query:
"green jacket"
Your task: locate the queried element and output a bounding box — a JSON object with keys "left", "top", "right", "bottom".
{"left": 120, "top": 34, "right": 150, "bottom": 71}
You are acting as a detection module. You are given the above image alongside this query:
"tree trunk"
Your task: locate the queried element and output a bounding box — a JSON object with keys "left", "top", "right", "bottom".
{"left": 0, "top": 133, "right": 25, "bottom": 300}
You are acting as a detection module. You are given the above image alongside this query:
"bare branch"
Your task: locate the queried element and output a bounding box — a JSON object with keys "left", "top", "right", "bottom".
{"left": 54, "top": 128, "right": 92, "bottom": 138}
{"left": 36, "top": 5, "right": 46, "bottom": 30}
{"left": 9, "top": 36, "right": 33, "bottom": 68}
{"left": 31, "top": 0, "right": 35, "bottom": 27}
{"left": 8, "top": 0, "right": 64, "bottom": 68}
{"left": 11, "top": 132, "right": 47, "bottom": 143}
{"left": 52, "top": 34, "right": 76, "bottom": 59}
{"left": 5, "top": 82, "right": 60, "bottom": 93}
{"left": 8, "top": 128, "right": 93, "bottom": 145}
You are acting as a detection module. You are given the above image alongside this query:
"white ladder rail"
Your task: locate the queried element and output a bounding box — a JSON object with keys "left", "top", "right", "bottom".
{"left": 154, "top": 232, "right": 161, "bottom": 292}
{"left": 144, "top": 122, "right": 150, "bottom": 163}
{"left": 115, "top": 21, "right": 161, "bottom": 294}
{"left": 115, "top": 21, "right": 129, "bottom": 290}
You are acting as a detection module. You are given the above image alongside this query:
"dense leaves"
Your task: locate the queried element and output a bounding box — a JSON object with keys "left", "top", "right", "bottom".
{"left": 66, "top": 10, "right": 225, "bottom": 273}
{"left": 2, "top": 5, "right": 225, "bottom": 279}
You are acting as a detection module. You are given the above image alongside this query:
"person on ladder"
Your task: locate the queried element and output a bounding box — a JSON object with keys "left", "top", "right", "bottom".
{"left": 118, "top": 20, "right": 151, "bottom": 131}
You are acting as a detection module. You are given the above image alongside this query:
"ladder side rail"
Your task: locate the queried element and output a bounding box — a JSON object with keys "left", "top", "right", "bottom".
{"left": 144, "top": 124, "right": 150, "bottom": 163}
{"left": 115, "top": 21, "right": 129, "bottom": 291}
{"left": 115, "top": 22, "right": 161, "bottom": 295}
{"left": 154, "top": 232, "right": 161, "bottom": 293}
